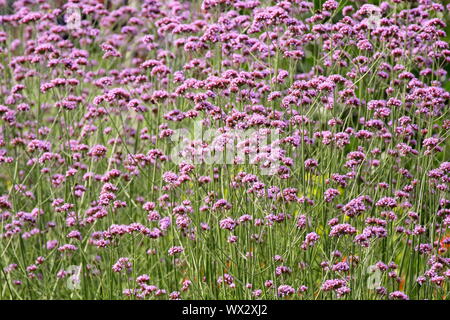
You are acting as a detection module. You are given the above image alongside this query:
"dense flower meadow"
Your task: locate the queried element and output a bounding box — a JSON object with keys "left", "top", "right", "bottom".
{"left": 0, "top": 0, "right": 449, "bottom": 300}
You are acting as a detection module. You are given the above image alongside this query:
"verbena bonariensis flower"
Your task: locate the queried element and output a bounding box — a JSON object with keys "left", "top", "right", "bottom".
{"left": 0, "top": 0, "right": 448, "bottom": 301}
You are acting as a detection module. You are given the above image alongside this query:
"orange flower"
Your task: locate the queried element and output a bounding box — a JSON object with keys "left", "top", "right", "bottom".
{"left": 440, "top": 236, "right": 450, "bottom": 249}
{"left": 399, "top": 278, "right": 406, "bottom": 291}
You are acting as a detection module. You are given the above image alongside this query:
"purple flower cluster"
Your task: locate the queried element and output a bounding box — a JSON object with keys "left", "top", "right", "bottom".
{"left": 0, "top": 0, "right": 448, "bottom": 300}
